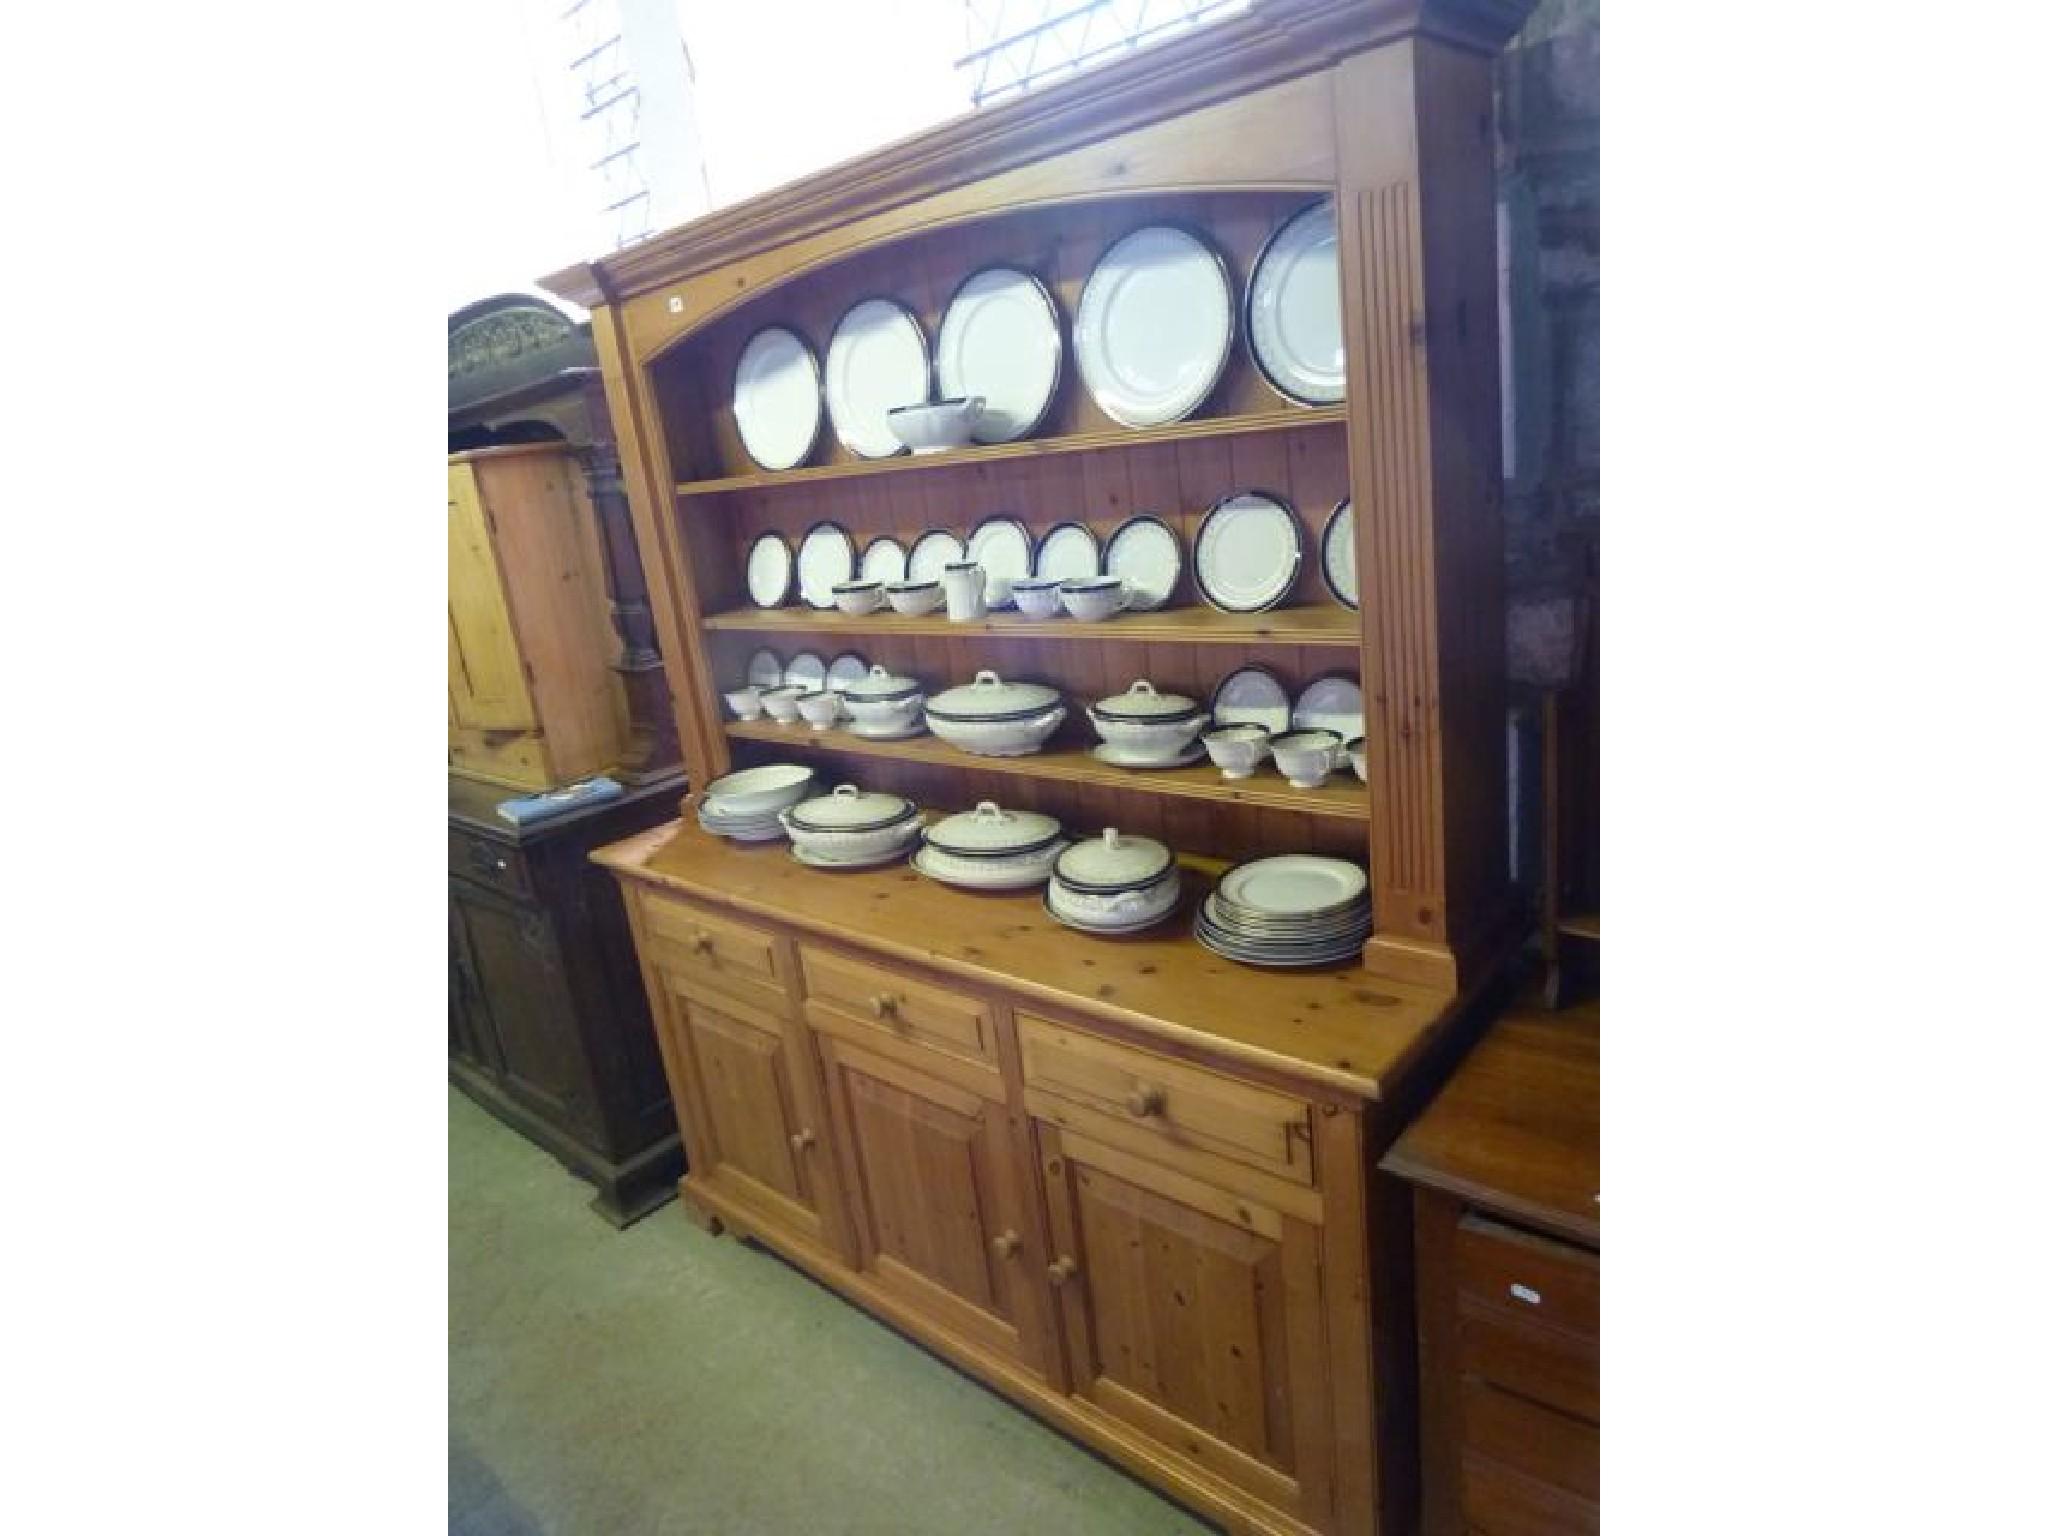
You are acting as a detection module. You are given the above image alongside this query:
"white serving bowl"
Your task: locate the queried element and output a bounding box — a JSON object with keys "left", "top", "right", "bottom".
{"left": 1268, "top": 728, "right": 1345, "bottom": 788}
{"left": 796, "top": 690, "right": 845, "bottom": 731}
{"left": 1346, "top": 735, "right": 1368, "bottom": 782}
{"left": 699, "top": 763, "right": 816, "bottom": 818}
{"left": 1085, "top": 679, "right": 1208, "bottom": 757}
{"left": 1010, "top": 578, "right": 1066, "bottom": 620}
{"left": 831, "top": 580, "right": 886, "bottom": 616}
{"left": 884, "top": 579, "right": 945, "bottom": 616}
{"left": 760, "top": 684, "right": 814, "bottom": 724}
{"left": 1202, "top": 722, "right": 1271, "bottom": 780}
{"left": 887, "top": 397, "right": 985, "bottom": 455}
{"left": 1059, "top": 575, "right": 1128, "bottom": 622}
{"left": 724, "top": 685, "right": 764, "bottom": 721}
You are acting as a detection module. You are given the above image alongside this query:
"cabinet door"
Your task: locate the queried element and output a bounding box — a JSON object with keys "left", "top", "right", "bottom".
{"left": 1038, "top": 1124, "right": 1335, "bottom": 1530}
{"left": 447, "top": 899, "right": 501, "bottom": 1073}
{"left": 817, "top": 1033, "right": 1048, "bottom": 1374}
{"left": 455, "top": 888, "right": 599, "bottom": 1137}
{"left": 447, "top": 463, "right": 535, "bottom": 732}
{"left": 655, "top": 978, "right": 831, "bottom": 1249}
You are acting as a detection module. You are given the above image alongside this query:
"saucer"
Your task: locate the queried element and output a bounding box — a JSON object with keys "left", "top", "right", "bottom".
{"left": 1088, "top": 741, "right": 1206, "bottom": 770}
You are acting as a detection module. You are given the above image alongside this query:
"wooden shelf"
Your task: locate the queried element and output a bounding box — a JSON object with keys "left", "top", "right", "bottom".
{"left": 725, "top": 719, "right": 1370, "bottom": 822}
{"left": 703, "top": 603, "right": 1362, "bottom": 648}
{"left": 675, "top": 407, "right": 1344, "bottom": 496}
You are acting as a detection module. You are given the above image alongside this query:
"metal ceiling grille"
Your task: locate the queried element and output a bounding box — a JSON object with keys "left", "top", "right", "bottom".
{"left": 560, "top": 0, "right": 652, "bottom": 250}
{"left": 958, "top": 0, "right": 1246, "bottom": 107}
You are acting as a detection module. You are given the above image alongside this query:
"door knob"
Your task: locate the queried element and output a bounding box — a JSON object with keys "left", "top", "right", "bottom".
{"left": 991, "top": 1229, "right": 1021, "bottom": 1260}
{"left": 1047, "top": 1255, "right": 1078, "bottom": 1287}
{"left": 1125, "top": 1084, "right": 1166, "bottom": 1118}
{"left": 789, "top": 1128, "right": 817, "bottom": 1152}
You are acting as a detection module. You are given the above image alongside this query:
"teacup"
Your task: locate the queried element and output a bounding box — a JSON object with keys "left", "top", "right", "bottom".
{"left": 796, "top": 690, "right": 845, "bottom": 731}
{"left": 832, "top": 579, "right": 885, "bottom": 616}
{"left": 761, "top": 684, "right": 813, "bottom": 724}
{"left": 1010, "top": 577, "right": 1066, "bottom": 620}
{"left": 1268, "top": 728, "right": 1345, "bottom": 788}
{"left": 723, "top": 685, "right": 764, "bottom": 721}
{"left": 1346, "top": 735, "right": 1368, "bottom": 782}
{"left": 1059, "top": 575, "right": 1127, "bottom": 622}
{"left": 1202, "top": 722, "right": 1272, "bottom": 781}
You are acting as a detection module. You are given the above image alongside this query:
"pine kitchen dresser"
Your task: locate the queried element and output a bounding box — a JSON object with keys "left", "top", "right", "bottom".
{"left": 548, "top": 1, "right": 1537, "bottom": 1530}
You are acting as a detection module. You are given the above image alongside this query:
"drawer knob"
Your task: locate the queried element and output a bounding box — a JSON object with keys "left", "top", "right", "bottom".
{"left": 689, "top": 930, "right": 714, "bottom": 955}
{"left": 868, "top": 993, "right": 901, "bottom": 1022}
{"left": 789, "top": 1128, "right": 817, "bottom": 1153}
{"left": 1509, "top": 1282, "right": 1543, "bottom": 1307}
{"left": 991, "top": 1229, "right": 1021, "bottom": 1260}
{"left": 1125, "top": 1084, "right": 1166, "bottom": 1118}
{"left": 1047, "top": 1255, "right": 1078, "bottom": 1287}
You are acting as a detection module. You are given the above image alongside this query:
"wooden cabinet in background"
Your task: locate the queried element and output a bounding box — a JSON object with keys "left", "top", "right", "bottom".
{"left": 448, "top": 771, "right": 685, "bottom": 1225}
{"left": 1383, "top": 994, "right": 1600, "bottom": 1536}
{"left": 447, "top": 443, "right": 625, "bottom": 792}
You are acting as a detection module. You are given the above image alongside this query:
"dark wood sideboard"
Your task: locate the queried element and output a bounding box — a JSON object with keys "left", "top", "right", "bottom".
{"left": 449, "top": 769, "right": 687, "bottom": 1224}
{"left": 1382, "top": 991, "right": 1600, "bottom": 1534}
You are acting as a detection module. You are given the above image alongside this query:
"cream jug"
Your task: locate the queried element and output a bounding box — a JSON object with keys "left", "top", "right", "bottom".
{"left": 942, "top": 561, "right": 988, "bottom": 622}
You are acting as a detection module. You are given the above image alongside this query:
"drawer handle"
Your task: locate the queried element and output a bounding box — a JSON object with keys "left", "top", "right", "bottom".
{"left": 689, "top": 930, "right": 714, "bottom": 955}
{"left": 466, "top": 844, "right": 508, "bottom": 875}
{"left": 789, "top": 1128, "right": 817, "bottom": 1153}
{"left": 1047, "top": 1255, "right": 1078, "bottom": 1287}
{"left": 991, "top": 1229, "right": 1021, "bottom": 1260}
{"left": 1509, "top": 1282, "right": 1543, "bottom": 1307}
{"left": 1125, "top": 1084, "right": 1166, "bottom": 1118}
{"left": 868, "top": 993, "right": 901, "bottom": 1023}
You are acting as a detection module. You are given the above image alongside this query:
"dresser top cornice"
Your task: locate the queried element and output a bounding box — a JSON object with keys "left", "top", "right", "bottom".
{"left": 596, "top": 817, "right": 1476, "bottom": 1102}
{"left": 540, "top": 0, "right": 1535, "bottom": 308}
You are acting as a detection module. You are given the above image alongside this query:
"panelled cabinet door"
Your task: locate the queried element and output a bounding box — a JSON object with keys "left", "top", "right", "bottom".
{"left": 816, "top": 1033, "right": 1048, "bottom": 1375}
{"left": 655, "top": 976, "right": 831, "bottom": 1248}
{"left": 1037, "top": 1123, "right": 1336, "bottom": 1531}
{"left": 455, "top": 888, "right": 598, "bottom": 1136}
{"left": 447, "top": 463, "right": 536, "bottom": 732}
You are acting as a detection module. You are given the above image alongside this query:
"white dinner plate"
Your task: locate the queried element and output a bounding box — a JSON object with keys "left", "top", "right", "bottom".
{"left": 1218, "top": 855, "right": 1369, "bottom": 916}
{"left": 1193, "top": 492, "right": 1304, "bottom": 614}
{"left": 825, "top": 653, "right": 869, "bottom": 693}
{"left": 1034, "top": 521, "right": 1099, "bottom": 583}
{"left": 936, "top": 266, "right": 1063, "bottom": 443}
{"left": 1074, "top": 225, "right": 1234, "bottom": 428}
{"left": 1291, "top": 673, "right": 1363, "bottom": 741}
{"left": 965, "top": 515, "right": 1034, "bottom": 608}
{"left": 859, "top": 535, "right": 907, "bottom": 587}
{"left": 744, "top": 531, "right": 793, "bottom": 608}
{"left": 1321, "top": 499, "right": 1358, "bottom": 610}
{"left": 1209, "top": 665, "right": 1291, "bottom": 735}
{"left": 906, "top": 528, "right": 965, "bottom": 584}
{"left": 796, "top": 520, "right": 857, "bottom": 609}
{"left": 1247, "top": 198, "right": 1346, "bottom": 407}
{"left": 732, "top": 325, "right": 822, "bottom": 472}
{"left": 824, "top": 298, "right": 930, "bottom": 459}
{"left": 784, "top": 651, "right": 828, "bottom": 693}
{"left": 745, "top": 648, "right": 784, "bottom": 689}
{"left": 1101, "top": 515, "right": 1183, "bottom": 612}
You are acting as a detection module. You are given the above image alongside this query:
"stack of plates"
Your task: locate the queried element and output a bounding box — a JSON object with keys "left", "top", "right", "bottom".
{"left": 694, "top": 764, "right": 816, "bottom": 844}
{"left": 1194, "top": 855, "right": 1371, "bottom": 968}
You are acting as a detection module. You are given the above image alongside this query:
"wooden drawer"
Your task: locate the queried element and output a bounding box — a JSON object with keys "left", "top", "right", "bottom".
{"left": 1459, "top": 1297, "right": 1599, "bottom": 1424}
{"left": 1017, "top": 1013, "right": 1315, "bottom": 1186}
{"left": 639, "top": 891, "right": 790, "bottom": 1012}
{"left": 1461, "top": 1379, "right": 1598, "bottom": 1523}
{"left": 449, "top": 828, "right": 532, "bottom": 899}
{"left": 798, "top": 945, "right": 998, "bottom": 1070}
{"left": 1456, "top": 1214, "right": 1598, "bottom": 1343}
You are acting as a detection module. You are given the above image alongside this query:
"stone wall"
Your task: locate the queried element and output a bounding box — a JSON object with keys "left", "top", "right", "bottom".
{"left": 1498, "top": 0, "right": 1599, "bottom": 680}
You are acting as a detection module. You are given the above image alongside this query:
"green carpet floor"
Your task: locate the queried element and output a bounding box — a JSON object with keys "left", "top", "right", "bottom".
{"left": 449, "top": 1087, "right": 1214, "bottom": 1534}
